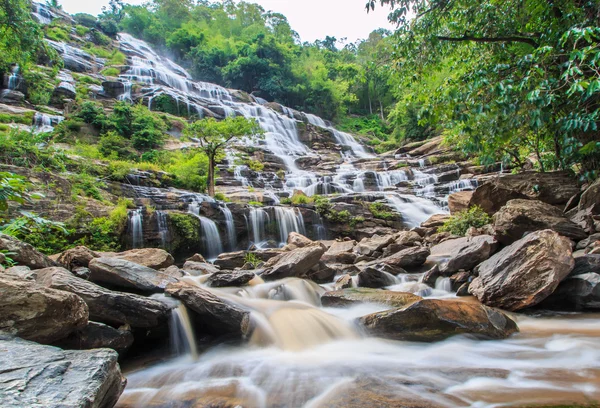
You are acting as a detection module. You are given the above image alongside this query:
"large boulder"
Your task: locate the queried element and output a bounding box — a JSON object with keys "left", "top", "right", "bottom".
{"left": 357, "top": 267, "right": 397, "bottom": 288}
{"left": 261, "top": 244, "right": 325, "bottom": 281}
{"left": 469, "top": 230, "right": 575, "bottom": 311}
{"left": 55, "top": 246, "right": 99, "bottom": 270}
{"left": 493, "top": 199, "right": 587, "bottom": 245}
{"left": 105, "top": 248, "right": 175, "bottom": 270}
{"left": 206, "top": 270, "right": 256, "bottom": 288}
{"left": 181, "top": 261, "right": 219, "bottom": 275}
{"left": 356, "top": 234, "right": 395, "bottom": 257}
{"left": 36, "top": 267, "right": 171, "bottom": 328}
{"left": 0, "top": 275, "right": 88, "bottom": 344}
{"left": 429, "top": 235, "right": 498, "bottom": 275}
{"left": 470, "top": 171, "right": 580, "bottom": 214}
{"left": 375, "top": 246, "right": 430, "bottom": 269}
{"left": 579, "top": 177, "right": 600, "bottom": 214}
{"left": 421, "top": 214, "right": 450, "bottom": 229}
{"left": 321, "top": 240, "right": 357, "bottom": 264}
{"left": 165, "top": 281, "right": 251, "bottom": 338}
{"left": 359, "top": 299, "right": 518, "bottom": 342}
{"left": 214, "top": 249, "right": 283, "bottom": 270}
{"left": 321, "top": 288, "right": 421, "bottom": 308}
{"left": 286, "top": 232, "right": 314, "bottom": 249}
{"left": 57, "top": 322, "right": 134, "bottom": 353}
{"left": 0, "top": 336, "right": 125, "bottom": 408}
{"left": 542, "top": 273, "right": 600, "bottom": 310}
{"left": 88, "top": 257, "right": 180, "bottom": 293}
{"left": 0, "top": 234, "right": 57, "bottom": 270}
{"left": 448, "top": 191, "right": 473, "bottom": 214}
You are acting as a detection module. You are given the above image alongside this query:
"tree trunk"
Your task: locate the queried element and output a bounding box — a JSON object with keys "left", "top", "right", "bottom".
{"left": 379, "top": 100, "right": 384, "bottom": 120}
{"left": 207, "top": 154, "right": 215, "bottom": 197}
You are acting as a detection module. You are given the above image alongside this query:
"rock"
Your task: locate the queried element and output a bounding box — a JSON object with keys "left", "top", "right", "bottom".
{"left": 456, "top": 282, "right": 470, "bottom": 296}
{"left": 56, "top": 246, "right": 99, "bottom": 270}
{"left": 357, "top": 267, "right": 397, "bottom": 288}
{"left": 101, "top": 80, "right": 125, "bottom": 97}
{"left": 4, "top": 265, "right": 36, "bottom": 280}
{"left": 182, "top": 261, "right": 219, "bottom": 275}
{"left": 376, "top": 246, "right": 430, "bottom": 269}
{"left": 571, "top": 254, "right": 600, "bottom": 276}
{"left": 576, "top": 233, "right": 600, "bottom": 250}
{"left": 448, "top": 191, "right": 473, "bottom": 214}
{"left": 206, "top": 270, "right": 256, "bottom": 287}
{"left": 321, "top": 240, "right": 357, "bottom": 264}
{"left": 421, "top": 214, "right": 450, "bottom": 229}
{"left": 356, "top": 234, "right": 395, "bottom": 257}
{"left": 359, "top": 299, "right": 518, "bottom": 342}
{"left": 108, "top": 248, "right": 175, "bottom": 270}
{"left": 470, "top": 171, "right": 580, "bottom": 214}
{"left": 322, "top": 288, "right": 421, "bottom": 308}
{"left": 0, "top": 234, "right": 57, "bottom": 270}
{"left": 0, "top": 89, "right": 25, "bottom": 104}
{"left": 286, "top": 232, "right": 313, "bottom": 249}
{"left": 429, "top": 235, "right": 498, "bottom": 274}
{"left": 579, "top": 177, "right": 600, "bottom": 214}
{"left": 493, "top": 199, "right": 587, "bottom": 244}
{"left": 394, "top": 230, "right": 422, "bottom": 246}
{"left": 0, "top": 336, "right": 125, "bottom": 408}
{"left": 214, "top": 249, "right": 283, "bottom": 270}
{"left": 306, "top": 261, "right": 336, "bottom": 284}
{"left": 36, "top": 267, "right": 171, "bottom": 328}
{"left": 334, "top": 274, "right": 353, "bottom": 290}
{"left": 88, "top": 257, "right": 179, "bottom": 293}
{"left": 261, "top": 244, "right": 325, "bottom": 281}
{"left": 543, "top": 272, "right": 600, "bottom": 310}
{"left": 57, "top": 322, "right": 134, "bottom": 353}
{"left": 469, "top": 230, "right": 575, "bottom": 311}
{"left": 422, "top": 265, "right": 441, "bottom": 287}
{"left": 0, "top": 275, "right": 88, "bottom": 344}
{"left": 450, "top": 271, "right": 471, "bottom": 291}
{"left": 53, "top": 82, "right": 76, "bottom": 99}
{"left": 186, "top": 253, "right": 207, "bottom": 263}
{"left": 165, "top": 281, "right": 251, "bottom": 338}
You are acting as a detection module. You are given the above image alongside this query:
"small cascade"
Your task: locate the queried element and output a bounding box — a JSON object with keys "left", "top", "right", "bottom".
{"left": 249, "top": 207, "right": 270, "bottom": 248}
{"left": 220, "top": 204, "right": 237, "bottom": 251}
{"left": 274, "top": 207, "right": 305, "bottom": 245}
{"left": 128, "top": 208, "right": 144, "bottom": 249}
{"left": 33, "top": 112, "right": 64, "bottom": 133}
{"left": 199, "top": 216, "right": 223, "bottom": 260}
{"left": 118, "top": 80, "right": 132, "bottom": 102}
{"left": 7, "top": 65, "right": 19, "bottom": 90}
{"left": 435, "top": 277, "right": 452, "bottom": 292}
{"left": 32, "top": 2, "right": 54, "bottom": 24}
{"left": 386, "top": 194, "right": 447, "bottom": 228}
{"left": 156, "top": 210, "right": 170, "bottom": 249}
{"left": 169, "top": 304, "right": 198, "bottom": 359}
{"left": 305, "top": 113, "right": 373, "bottom": 159}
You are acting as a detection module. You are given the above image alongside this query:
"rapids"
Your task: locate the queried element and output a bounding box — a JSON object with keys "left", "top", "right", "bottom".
{"left": 118, "top": 277, "right": 600, "bottom": 408}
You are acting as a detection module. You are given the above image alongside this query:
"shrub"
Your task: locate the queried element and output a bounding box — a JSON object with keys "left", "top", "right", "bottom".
{"left": 75, "top": 101, "right": 108, "bottom": 129}
{"left": 439, "top": 206, "right": 492, "bottom": 236}
{"left": 326, "top": 209, "right": 352, "bottom": 223}
{"left": 101, "top": 67, "right": 120, "bottom": 77}
{"left": 75, "top": 25, "right": 90, "bottom": 37}
{"left": 46, "top": 25, "right": 70, "bottom": 42}
{"left": 244, "top": 252, "right": 261, "bottom": 268}
{"left": 369, "top": 202, "right": 398, "bottom": 221}
{"left": 313, "top": 195, "right": 332, "bottom": 216}
{"left": 214, "top": 192, "right": 230, "bottom": 202}
{"left": 248, "top": 201, "right": 263, "bottom": 206}
{"left": 2, "top": 212, "right": 71, "bottom": 255}
{"left": 246, "top": 159, "right": 264, "bottom": 172}
{"left": 169, "top": 213, "right": 201, "bottom": 247}
{"left": 90, "top": 30, "right": 112, "bottom": 46}
{"left": 291, "top": 191, "right": 312, "bottom": 205}
{"left": 70, "top": 173, "right": 104, "bottom": 201}
{"left": 73, "top": 13, "right": 97, "bottom": 28}
{"left": 98, "top": 131, "right": 135, "bottom": 160}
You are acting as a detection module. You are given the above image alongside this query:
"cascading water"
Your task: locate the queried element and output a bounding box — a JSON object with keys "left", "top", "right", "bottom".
{"left": 305, "top": 113, "right": 373, "bottom": 159}
{"left": 33, "top": 112, "right": 64, "bottom": 133}
{"left": 7, "top": 65, "right": 19, "bottom": 90}
{"left": 274, "top": 207, "right": 305, "bottom": 245}
{"left": 156, "top": 210, "right": 170, "bottom": 249}
{"left": 128, "top": 208, "right": 144, "bottom": 249}
{"left": 169, "top": 304, "right": 198, "bottom": 359}
{"left": 219, "top": 205, "right": 237, "bottom": 251}
{"left": 198, "top": 216, "right": 223, "bottom": 261}
{"left": 386, "top": 194, "right": 447, "bottom": 228}
{"left": 249, "top": 207, "right": 270, "bottom": 248}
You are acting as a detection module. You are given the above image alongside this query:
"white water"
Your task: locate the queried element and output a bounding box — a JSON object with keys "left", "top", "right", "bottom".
{"left": 156, "top": 210, "right": 169, "bottom": 249}
{"left": 128, "top": 208, "right": 144, "bottom": 249}
{"left": 386, "top": 193, "right": 447, "bottom": 228}
{"left": 220, "top": 205, "right": 237, "bottom": 251}
{"left": 198, "top": 216, "right": 223, "bottom": 261}
{"left": 274, "top": 207, "right": 305, "bottom": 245}
{"left": 249, "top": 208, "right": 270, "bottom": 248}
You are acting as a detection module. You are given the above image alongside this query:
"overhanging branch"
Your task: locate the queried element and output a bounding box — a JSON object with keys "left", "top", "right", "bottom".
{"left": 437, "top": 34, "right": 538, "bottom": 48}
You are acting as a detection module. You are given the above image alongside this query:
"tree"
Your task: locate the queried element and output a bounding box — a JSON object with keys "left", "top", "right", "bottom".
{"left": 0, "top": 0, "right": 44, "bottom": 73}
{"left": 184, "top": 117, "right": 263, "bottom": 196}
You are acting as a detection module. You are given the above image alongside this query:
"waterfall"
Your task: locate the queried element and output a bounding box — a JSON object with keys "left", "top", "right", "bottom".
{"left": 128, "top": 208, "right": 144, "bottom": 249}
{"left": 435, "top": 277, "right": 452, "bottom": 293}
{"left": 386, "top": 194, "right": 446, "bottom": 228}
{"left": 305, "top": 113, "right": 373, "bottom": 159}
{"left": 169, "top": 304, "right": 198, "bottom": 359}
{"left": 249, "top": 208, "right": 270, "bottom": 248}
{"left": 33, "top": 112, "right": 64, "bottom": 133}
{"left": 118, "top": 80, "right": 132, "bottom": 102}
{"left": 156, "top": 210, "right": 170, "bottom": 249}
{"left": 199, "top": 216, "right": 223, "bottom": 260}
{"left": 274, "top": 207, "right": 305, "bottom": 245}
{"left": 220, "top": 205, "right": 237, "bottom": 251}
{"left": 32, "top": 2, "right": 54, "bottom": 24}
{"left": 7, "top": 65, "right": 19, "bottom": 90}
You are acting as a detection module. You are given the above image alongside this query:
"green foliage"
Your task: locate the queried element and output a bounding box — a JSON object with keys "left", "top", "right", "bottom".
{"left": 45, "top": 25, "right": 70, "bottom": 42}
{"left": 70, "top": 173, "right": 104, "bottom": 201}
{"left": 0, "top": 128, "right": 68, "bottom": 171}
{"left": 169, "top": 212, "right": 201, "bottom": 245}
{"left": 214, "top": 192, "right": 230, "bottom": 202}
{"left": 369, "top": 202, "right": 397, "bottom": 220}
{"left": 75, "top": 101, "right": 108, "bottom": 129}
{"left": 313, "top": 195, "right": 332, "bottom": 216}
{"left": 246, "top": 159, "right": 264, "bottom": 172}
{"left": 248, "top": 201, "right": 263, "bottom": 207}
{"left": 326, "top": 209, "right": 352, "bottom": 223}
{"left": 2, "top": 212, "right": 70, "bottom": 255}
{"left": 439, "top": 206, "right": 492, "bottom": 236}
{"left": 79, "top": 198, "right": 132, "bottom": 251}
{"left": 0, "top": 172, "right": 29, "bottom": 215}
{"left": 101, "top": 67, "right": 121, "bottom": 77}
{"left": 244, "top": 252, "right": 261, "bottom": 268}
{"left": 73, "top": 13, "right": 97, "bottom": 28}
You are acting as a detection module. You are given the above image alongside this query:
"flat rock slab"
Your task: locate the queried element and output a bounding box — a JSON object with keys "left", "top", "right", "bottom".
{"left": 0, "top": 335, "right": 126, "bottom": 408}
{"left": 322, "top": 288, "right": 422, "bottom": 308}
{"left": 88, "top": 257, "right": 180, "bottom": 293}
{"left": 429, "top": 235, "right": 498, "bottom": 274}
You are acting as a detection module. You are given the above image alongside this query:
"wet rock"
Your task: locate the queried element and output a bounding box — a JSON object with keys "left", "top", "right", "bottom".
{"left": 36, "top": 267, "right": 171, "bottom": 328}
{"left": 0, "top": 275, "right": 88, "bottom": 344}
{"left": 469, "top": 230, "right": 574, "bottom": 311}
{"left": 186, "top": 253, "right": 207, "bottom": 263}
{"left": 182, "top": 261, "right": 219, "bottom": 275}
{"left": 261, "top": 244, "right": 325, "bottom": 281}
{"left": 426, "top": 232, "right": 458, "bottom": 245}
{"left": 55, "top": 246, "right": 99, "bottom": 270}
{"left": 394, "top": 230, "right": 422, "bottom": 246}
{"left": 0, "top": 234, "right": 57, "bottom": 269}
{"left": 88, "top": 257, "right": 179, "bottom": 293}
{"left": 422, "top": 265, "right": 441, "bottom": 287}
{"left": 356, "top": 234, "right": 395, "bottom": 257}
{"left": 450, "top": 271, "right": 471, "bottom": 291}
{"left": 0, "top": 89, "right": 25, "bottom": 104}
{"left": 206, "top": 270, "right": 256, "bottom": 287}
{"left": 448, "top": 191, "right": 473, "bottom": 214}
{"left": 571, "top": 254, "right": 600, "bottom": 276}
{"left": 322, "top": 288, "right": 421, "bottom": 308}
{"left": 101, "top": 80, "right": 125, "bottom": 98}
{"left": 165, "top": 281, "right": 251, "bottom": 338}
{"left": 0, "top": 336, "right": 125, "bottom": 408}
{"left": 429, "top": 235, "right": 498, "bottom": 275}
{"left": 286, "top": 232, "right": 313, "bottom": 249}
{"left": 214, "top": 249, "right": 283, "bottom": 270}
{"left": 53, "top": 82, "right": 77, "bottom": 100}
{"left": 357, "top": 267, "right": 397, "bottom": 288}
{"left": 306, "top": 261, "right": 336, "bottom": 284}
{"left": 421, "top": 214, "right": 450, "bottom": 229}
{"left": 376, "top": 246, "right": 430, "bottom": 269}
{"left": 321, "top": 240, "right": 357, "bottom": 264}
{"left": 576, "top": 233, "right": 600, "bottom": 250}
{"left": 456, "top": 282, "right": 471, "bottom": 296}
{"left": 542, "top": 272, "right": 600, "bottom": 310}
{"left": 334, "top": 274, "right": 353, "bottom": 290}
{"left": 359, "top": 299, "right": 519, "bottom": 342}
{"left": 106, "top": 248, "right": 175, "bottom": 270}
{"left": 493, "top": 199, "right": 587, "bottom": 245}
{"left": 470, "top": 171, "right": 580, "bottom": 214}
{"left": 57, "top": 321, "right": 134, "bottom": 353}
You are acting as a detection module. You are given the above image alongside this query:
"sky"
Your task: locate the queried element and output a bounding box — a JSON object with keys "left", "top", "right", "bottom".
{"left": 57, "top": 0, "right": 395, "bottom": 43}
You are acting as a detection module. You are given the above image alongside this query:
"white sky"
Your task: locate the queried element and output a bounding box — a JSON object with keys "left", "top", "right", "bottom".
{"left": 57, "top": 0, "right": 395, "bottom": 43}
